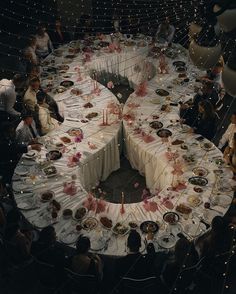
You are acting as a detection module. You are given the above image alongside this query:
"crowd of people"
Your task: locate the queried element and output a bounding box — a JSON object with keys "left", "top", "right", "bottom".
{"left": 0, "top": 16, "right": 236, "bottom": 294}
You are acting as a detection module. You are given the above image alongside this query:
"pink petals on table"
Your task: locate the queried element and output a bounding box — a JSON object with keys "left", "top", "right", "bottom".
{"left": 82, "top": 193, "right": 107, "bottom": 213}
{"left": 74, "top": 133, "right": 84, "bottom": 143}
{"left": 171, "top": 161, "right": 184, "bottom": 176}
{"left": 83, "top": 52, "right": 92, "bottom": 63}
{"left": 143, "top": 200, "right": 158, "bottom": 212}
{"left": 135, "top": 81, "right": 148, "bottom": 97}
{"left": 165, "top": 151, "right": 179, "bottom": 162}
{"left": 142, "top": 132, "right": 155, "bottom": 143}
{"left": 127, "top": 102, "right": 140, "bottom": 109}
{"left": 67, "top": 152, "right": 82, "bottom": 167}
{"left": 161, "top": 198, "right": 174, "bottom": 210}
{"left": 169, "top": 181, "right": 187, "bottom": 192}
{"left": 63, "top": 181, "right": 77, "bottom": 196}
{"left": 88, "top": 142, "right": 97, "bottom": 150}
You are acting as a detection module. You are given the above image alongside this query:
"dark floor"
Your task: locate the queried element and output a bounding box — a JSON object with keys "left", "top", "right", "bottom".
{"left": 96, "top": 156, "right": 147, "bottom": 204}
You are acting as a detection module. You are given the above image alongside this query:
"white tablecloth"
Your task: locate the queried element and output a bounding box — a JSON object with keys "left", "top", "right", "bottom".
{"left": 13, "top": 37, "right": 234, "bottom": 256}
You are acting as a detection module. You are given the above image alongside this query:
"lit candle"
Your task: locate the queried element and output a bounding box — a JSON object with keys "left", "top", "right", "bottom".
{"left": 120, "top": 192, "right": 125, "bottom": 214}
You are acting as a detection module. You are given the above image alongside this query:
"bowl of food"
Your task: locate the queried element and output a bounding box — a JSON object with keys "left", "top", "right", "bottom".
{"left": 42, "top": 165, "right": 57, "bottom": 177}
{"left": 128, "top": 222, "right": 138, "bottom": 229}
{"left": 63, "top": 209, "right": 73, "bottom": 219}
{"left": 112, "top": 222, "right": 130, "bottom": 236}
{"left": 100, "top": 217, "right": 113, "bottom": 229}
{"left": 60, "top": 80, "right": 74, "bottom": 88}
{"left": 149, "top": 121, "right": 163, "bottom": 130}
{"left": 157, "top": 129, "right": 172, "bottom": 138}
{"left": 82, "top": 217, "right": 98, "bottom": 230}
{"left": 188, "top": 176, "right": 208, "bottom": 186}
{"left": 176, "top": 203, "right": 192, "bottom": 215}
{"left": 46, "top": 150, "right": 62, "bottom": 161}
{"left": 74, "top": 207, "right": 88, "bottom": 221}
{"left": 140, "top": 221, "right": 159, "bottom": 233}
{"left": 60, "top": 136, "right": 71, "bottom": 144}
{"left": 67, "top": 128, "right": 83, "bottom": 137}
{"left": 201, "top": 142, "right": 215, "bottom": 151}
{"left": 163, "top": 212, "right": 179, "bottom": 225}
{"left": 155, "top": 89, "right": 170, "bottom": 96}
{"left": 40, "top": 190, "right": 54, "bottom": 202}
{"left": 85, "top": 112, "right": 98, "bottom": 120}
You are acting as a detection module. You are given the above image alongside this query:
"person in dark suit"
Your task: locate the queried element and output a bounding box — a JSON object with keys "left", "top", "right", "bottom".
{"left": 180, "top": 81, "right": 219, "bottom": 127}
{"left": 115, "top": 230, "right": 156, "bottom": 280}
{"left": 50, "top": 19, "right": 71, "bottom": 48}
{"left": 0, "top": 122, "right": 41, "bottom": 185}
{"left": 192, "top": 100, "right": 218, "bottom": 141}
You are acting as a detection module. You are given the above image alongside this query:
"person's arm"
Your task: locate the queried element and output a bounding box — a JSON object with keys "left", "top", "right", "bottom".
{"left": 38, "top": 107, "right": 50, "bottom": 134}
{"left": 5, "top": 90, "right": 20, "bottom": 116}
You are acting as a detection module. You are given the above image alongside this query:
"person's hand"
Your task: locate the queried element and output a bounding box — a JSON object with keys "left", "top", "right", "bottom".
{"left": 30, "top": 144, "right": 41, "bottom": 152}
{"left": 147, "top": 232, "right": 154, "bottom": 241}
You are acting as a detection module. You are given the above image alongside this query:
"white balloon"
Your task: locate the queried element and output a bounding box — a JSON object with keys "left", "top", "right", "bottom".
{"left": 214, "top": 4, "right": 236, "bottom": 32}
{"left": 189, "top": 22, "right": 202, "bottom": 39}
{"left": 189, "top": 39, "right": 222, "bottom": 70}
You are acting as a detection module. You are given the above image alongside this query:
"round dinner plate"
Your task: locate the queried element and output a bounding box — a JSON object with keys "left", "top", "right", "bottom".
{"left": 59, "top": 230, "right": 79, "bottom": 245}
{"left": 149, "top": 121, "right": 163, "bottom": 130}
{"left": 157, "top": 129, "right": 172, "bottom": 138}
{"left": 140, "top": 221, "right": 159, "bottom": 234}
{"left": 158, "top": 234, "right": 177, "bottom": 249}
{"left": 188, "top": 176, "right": 208, "bottom": 187}
{"left": 192, "top": 167, "right": 209, "bottom": 177}
{"left": 155, "top": 89, "right": 170, "bottom": 96}
{"left": 63, "top": 97, "right": 81, "bottom": 105}
{"left": 15, "top": 166, "right": 29, "bottom": 176}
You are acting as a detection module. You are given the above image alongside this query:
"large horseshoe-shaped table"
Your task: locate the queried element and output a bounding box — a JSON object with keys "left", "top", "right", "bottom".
{"left": 13, "top": 36, "right": 234, "bottom": 256}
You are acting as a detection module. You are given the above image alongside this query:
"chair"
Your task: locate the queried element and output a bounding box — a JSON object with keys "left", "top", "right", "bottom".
{"left": 35, "top": 259, "right": 62, "bottom": 293}
{"left": 64, "top": 268, "right": 99, "bottom": 294}
{"left": 119, "top": 276, "right": 160, "bottom": 294}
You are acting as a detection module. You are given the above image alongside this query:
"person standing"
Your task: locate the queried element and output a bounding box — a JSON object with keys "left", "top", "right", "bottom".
{"left": 0, "top": 74, "right": 25, "bottom": 122}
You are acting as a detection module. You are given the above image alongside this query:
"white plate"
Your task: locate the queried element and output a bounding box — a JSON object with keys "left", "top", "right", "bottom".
{"left": 68, "top": 111, "right": 80, "bottom": 119}
{"left": 59, "top": 231, "right": 78, "bottom": 245}
{"left": 150, "top": 98, "right": 161, "bottom": 104}
{"left": 15, "top": 166, "right": 29, "bottom": 176}
{"left": 17, "top": 201, "right": 34, "bottom": 210}
{"left": 13, "top": 183, "right": 31, "bottom": 193}
{"left": 157, "top": 234, "right": 177, "bottom": 249}
{"left": 24, "top": 150, "right": 38, "bottom": 159}
{"left": 211, "top": 195, "right": 232, "bottom": 208}
{"left": 64, "top": 97, "right": 81, "bottom": 105}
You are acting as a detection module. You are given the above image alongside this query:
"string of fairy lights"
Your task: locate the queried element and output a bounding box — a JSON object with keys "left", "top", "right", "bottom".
{"left": 1, "top": 1, "right": 236, "bottom": 293}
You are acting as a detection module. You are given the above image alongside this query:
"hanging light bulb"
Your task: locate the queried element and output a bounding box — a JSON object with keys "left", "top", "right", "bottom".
{"left": 189, "top": 25, "right": 221, "bottom": 70}
{"left": 222, "top": 49, "right": 236, "bottom": 97}
{"left": 213, "top": 0, "right": 236, "bottom": 32}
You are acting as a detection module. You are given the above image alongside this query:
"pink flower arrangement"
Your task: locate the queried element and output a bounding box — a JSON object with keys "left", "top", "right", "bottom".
{"left": 135, "top": 81, "right": 147, "bottom": 97}
{"left": 165, "top": 151, "right": 179, "bottom": 162}
{"left": 74, "top": 133, "right": 84, "bottom": 143}
{"left": 63, "top": 181, "right": 77, "bottom": 196}
{"left": 143, "top": 200, "right": 158, "bottom": 212}
{"left": 67, "top": 152, "right": 82, "bottom": 167}
{"left": 171, "top": 161, "right": 184, "bottom": 176}
{"left": 107, "top": 81, "right": 114, "bottom": 89}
